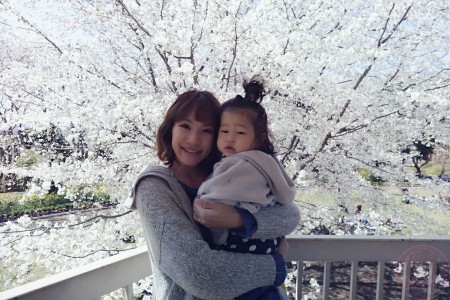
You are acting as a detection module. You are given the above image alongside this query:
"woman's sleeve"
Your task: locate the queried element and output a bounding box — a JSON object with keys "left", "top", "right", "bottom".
{"left": 135, "top": 176, "right": 279, "bottom": 300}
{"left": 251, "top": 202, "right": 301, "bottom": 239}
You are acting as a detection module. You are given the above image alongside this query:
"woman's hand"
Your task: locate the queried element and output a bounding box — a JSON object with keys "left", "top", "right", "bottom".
{"left": 193, "top": 198, "right": 244, "bottom": 229}
{"left": 277, "top": 237, "right": 289, "bottom": 260}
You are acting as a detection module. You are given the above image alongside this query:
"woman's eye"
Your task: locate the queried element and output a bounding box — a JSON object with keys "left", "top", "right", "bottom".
{"left": 179, "top": 124, "right": 190, "bottom": 129}
{"left": 203, "top": 128, "right": 213, "bottom": 134}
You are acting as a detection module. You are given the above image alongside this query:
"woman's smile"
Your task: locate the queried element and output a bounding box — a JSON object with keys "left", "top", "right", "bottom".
{"left": 182, "top": 147, "right": 201, "bottom": 154}
{"left": 171, "top": 110, "right": 214, "bottom": 168}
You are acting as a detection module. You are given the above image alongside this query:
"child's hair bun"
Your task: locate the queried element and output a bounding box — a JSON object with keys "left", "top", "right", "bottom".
{"left": 243, "top": 75, "right": 268, "bottom": 103}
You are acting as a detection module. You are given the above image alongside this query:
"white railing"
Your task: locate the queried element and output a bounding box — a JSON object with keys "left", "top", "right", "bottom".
{"left": 1, "top": 235, "right": 449, "bottom": 300}
{"left": 0, "top": 247, "right": 151, "bottom": 300}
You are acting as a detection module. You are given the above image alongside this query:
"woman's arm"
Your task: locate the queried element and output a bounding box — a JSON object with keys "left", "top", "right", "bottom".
{"left": 252, "top": 202, "right": 301, "bottom": 239}
{"left": 194, "top": 198, "right": 301, "bottom": 239}
{"left": 136, "top": 177, "right": 282, "bottom": 299}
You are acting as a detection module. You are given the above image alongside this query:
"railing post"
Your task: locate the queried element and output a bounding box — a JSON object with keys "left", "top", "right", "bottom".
{"left": 323, "top": 261, "right": 331, "bottom": 300}
{"left": 349, "top": 261, "right": 358, "bottom": 299}
{"left": 123, "top": 283, "right": 133, "bottom": 300}
{"left": 427, "top": 261, "right": 437, "bottom": 300}
{"left": 296, "top": 261, "right": 304, "bottom": 300}
{"left": 402, "top": 261, "right": 411, "bottom": 300}
{"left": 375, "top": 261, "right": 385, "bottom": 300}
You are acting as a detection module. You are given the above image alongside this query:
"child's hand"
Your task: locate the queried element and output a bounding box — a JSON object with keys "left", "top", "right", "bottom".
{"left": 277, "top": 237, "right": 289, "bottom": 260}
{"left": 193, "top": 198, "right": 244, "bottom": 229}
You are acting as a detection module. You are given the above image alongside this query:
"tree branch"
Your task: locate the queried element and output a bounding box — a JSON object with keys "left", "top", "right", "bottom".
{"left": 378, "top": 3, "right": 395, "bottom": 47}
{"left": 2, "top": 227, "right": 50, "bottom": 247}
{"left": 353, "top": 60, "right": 375, "bottom": 90}
{"left": 11, "top": 12, "right": 123, "bottom": 91}
{"left": 225, "top": 22, "right": 239, "bottom": 91}
{"left": 379, "top": 4, "right": 413, "bottom": 45}
{"left": 402, "top": 83, "right": 416, "bottom": 91}
{"left": 280, "top": 135, "right": 300, "bottom": 165}
{"left": 421, "top": 68, "right": 450, "bottom": 83}
{"left": 424, "top": 82, "right": 450, "bottom": 91}
{"left": 156, "top": 49, "right": 177, "bottom": 92}
{"left": 115, "top": 0, "right": 152, "bottom": 37}
{"left": 74, "top": 210, "right": 133, "bottom": 227}
{"left": 57, "top": 247, "right": 134, "bottom": 259}
{"left": 298, "top": 132, "right": 332, "bottom": 171}
{"left": 344, "top": 152, "right": 397, "bottom": 176}
{"left": 296, "top": 108, "right": 399, "bottom": 171}
{"left": 336, "top": 99, "right": 351, "bottom": 123}
{"left": 282, "top": 38, "right": 290, "bottom": 55}
{"left": 385, "top": 66, "right": 401, "bottom": 85}
{"left": 1, "top": 210, "right": 133, "bottom": 236}
{"left": 333, "top": 110, "right": 399, "bottom": 137}
{"left": 14, "top": 14, "right": 63, "bottom": 54}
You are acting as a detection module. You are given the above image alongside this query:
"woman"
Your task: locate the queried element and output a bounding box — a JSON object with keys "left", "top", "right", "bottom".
{"left": 126, "top": 89, "right": 300, "bottom": 299}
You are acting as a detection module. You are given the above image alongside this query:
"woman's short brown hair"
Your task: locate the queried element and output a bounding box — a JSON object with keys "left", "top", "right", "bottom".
{"left": 156, "top": 89, "right": 221, "bottom": 173}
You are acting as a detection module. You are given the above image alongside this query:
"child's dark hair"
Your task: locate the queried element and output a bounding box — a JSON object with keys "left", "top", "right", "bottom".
{"left": 220, "top": 75, "right": 276, "bottom": 155}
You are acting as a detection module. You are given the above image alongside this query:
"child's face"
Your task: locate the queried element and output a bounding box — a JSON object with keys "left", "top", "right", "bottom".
{"left": 217, "top": 110, "right": 256, "bottom": 157}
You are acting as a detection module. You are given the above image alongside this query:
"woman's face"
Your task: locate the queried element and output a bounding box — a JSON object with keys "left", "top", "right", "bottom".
{"left": 171, "top": 109, "right": 215, "bottom": 169}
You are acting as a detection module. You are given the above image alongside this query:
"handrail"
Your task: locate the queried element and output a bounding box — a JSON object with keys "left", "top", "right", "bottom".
{"left": 286, "top": 235, "right": 450, "bottom": 261}
{"left": 0, "top": 247, "right": 151, "bottom": 300}
{"left": 286, "top": 235, "right": 450, "bottom": 299}
{"left": 1, "top": 235, "right": 449, "bottom": 300}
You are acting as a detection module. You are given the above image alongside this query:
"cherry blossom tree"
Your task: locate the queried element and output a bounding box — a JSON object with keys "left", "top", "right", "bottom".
{"left": 0, "top": 0, "right": 449, "bottom": 292}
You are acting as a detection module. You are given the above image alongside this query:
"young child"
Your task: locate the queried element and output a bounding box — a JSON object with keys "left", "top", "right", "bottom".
{"left": 197, "top": 76, "right": 296, "bottom": 299}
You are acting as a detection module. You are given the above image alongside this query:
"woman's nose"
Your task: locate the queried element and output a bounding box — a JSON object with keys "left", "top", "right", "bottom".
{"left": 187, "top": 131, "right": 200, "bottom": 144}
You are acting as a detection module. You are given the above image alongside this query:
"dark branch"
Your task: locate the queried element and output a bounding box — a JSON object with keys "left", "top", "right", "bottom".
{"left": 57, "top": 248, "right": 135, "bottom": 259}
{"left": 424, "top": 82, "right": 450, "bottom": 91}
{"left": 380, "top": 4, "right": 413, "bottom": 45}
{"left": 378, "top": 3, "right": 395, "bottom": 47}
{"left": 353, "top": 61, "right": 374, "bottom": 90}
{"left": 115, "top": 0, "right": 152, "bottom": 37}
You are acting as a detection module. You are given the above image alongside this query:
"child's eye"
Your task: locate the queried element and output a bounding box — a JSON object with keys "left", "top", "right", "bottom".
{"left": 238, "top": 131, "right": 246, "bottom": 135}
{"left": 220, "top": 130, "right": 228, "bottom": 133}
